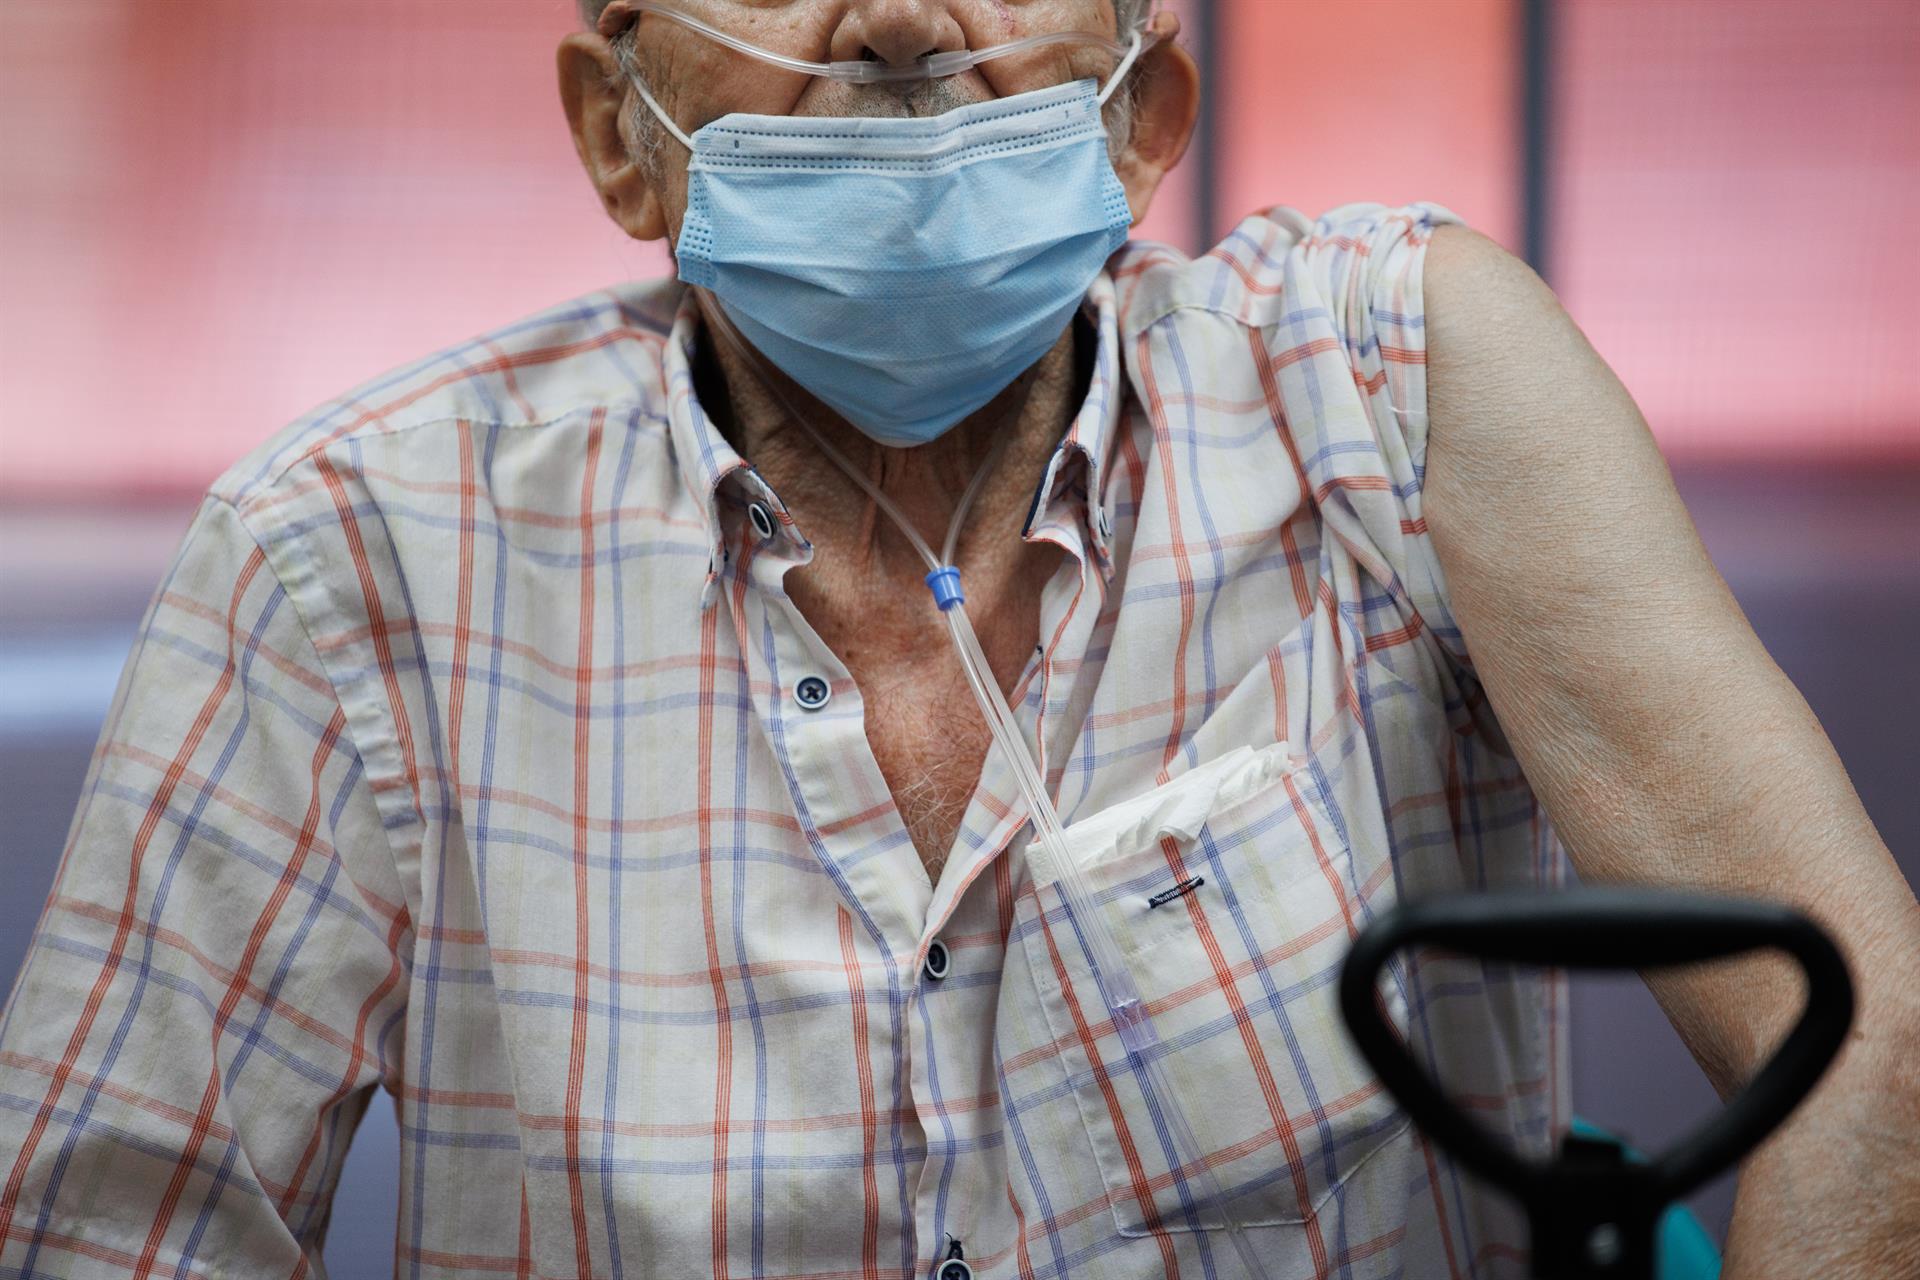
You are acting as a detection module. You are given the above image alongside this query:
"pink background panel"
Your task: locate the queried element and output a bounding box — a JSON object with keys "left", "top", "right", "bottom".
{"left": 1554, "top": 0, "right": 1920, "bottom": 461}
{"left": 1217, "top": 0, "right": 1521, "bottom": 251}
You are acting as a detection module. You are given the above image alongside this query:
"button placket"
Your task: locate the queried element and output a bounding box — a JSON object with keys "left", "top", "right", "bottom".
{"left": 732, "top": 541, "right": 936, "bottom": 958}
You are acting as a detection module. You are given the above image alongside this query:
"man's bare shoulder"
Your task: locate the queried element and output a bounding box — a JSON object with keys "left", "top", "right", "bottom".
{"left": 1422, "top": 223, "right": 1603, "bottom": 443}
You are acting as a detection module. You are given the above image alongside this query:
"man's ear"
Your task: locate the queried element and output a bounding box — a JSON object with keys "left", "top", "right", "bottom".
{"left": 557, "top": 32, "right": 668, "bottom": 242}
{"left": 1111, "top": 11, "right": 1201, "bottom": 227}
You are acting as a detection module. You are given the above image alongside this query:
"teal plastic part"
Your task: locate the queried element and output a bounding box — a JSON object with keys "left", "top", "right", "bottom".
{"left": 1567, "top": 1116, "right": 1723, "bottom": 1280}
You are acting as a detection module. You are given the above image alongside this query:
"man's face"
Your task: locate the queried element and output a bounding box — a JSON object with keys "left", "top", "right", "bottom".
{"left": 561, "top": 0, "right": 1195, "bottom": 248}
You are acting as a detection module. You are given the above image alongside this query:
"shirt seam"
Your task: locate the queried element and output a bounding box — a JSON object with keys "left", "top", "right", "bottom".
{"left": 226, "top": 405, "right": 666, "bottom": 509}
{"left": 216, "top": 488, "right": 416, "bottom": 925}
{"left": 1120, "top": 296, "right": 1264, "bottom": 341}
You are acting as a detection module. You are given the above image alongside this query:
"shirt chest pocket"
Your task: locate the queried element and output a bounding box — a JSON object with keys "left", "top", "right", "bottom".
{"left": 1014, "top": 744, "right": 1411, "bottom": 1237}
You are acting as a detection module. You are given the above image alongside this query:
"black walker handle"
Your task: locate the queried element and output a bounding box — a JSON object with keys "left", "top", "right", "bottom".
{"left": 1338, "top": 888, "right": 1854, "bottom": 1280}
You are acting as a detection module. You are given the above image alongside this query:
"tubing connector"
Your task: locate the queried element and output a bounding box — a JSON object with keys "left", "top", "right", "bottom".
{"left": 925, "top": 566, "right": 966, "bottom": 611}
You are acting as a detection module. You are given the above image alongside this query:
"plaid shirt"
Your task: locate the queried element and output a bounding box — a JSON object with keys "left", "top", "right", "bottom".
{"left": 1, "top": 201, "right": 1568, "bottom": 1280}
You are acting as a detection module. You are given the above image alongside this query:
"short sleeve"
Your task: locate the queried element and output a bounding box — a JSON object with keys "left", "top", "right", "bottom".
{"left": 0, "top": 496, "right": 411, "bottom": 1276}
{"left": 1274, "top": 200, "right": 1474, "bottom": 674}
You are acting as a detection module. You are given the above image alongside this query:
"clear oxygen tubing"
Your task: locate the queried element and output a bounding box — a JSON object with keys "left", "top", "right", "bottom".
{"left": 622, "top": 6, "right": 1150, "bottom": 154}
{"left": 605, "top": 0, "right": 1151, "bottom": 86}
{"left": 694, "top": 294, "right": 1277, "bottom": 1279}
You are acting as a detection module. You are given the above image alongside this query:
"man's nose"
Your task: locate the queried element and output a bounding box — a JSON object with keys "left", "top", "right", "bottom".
{"left": 832, "top": 0, "right": 968, "bottom": 70}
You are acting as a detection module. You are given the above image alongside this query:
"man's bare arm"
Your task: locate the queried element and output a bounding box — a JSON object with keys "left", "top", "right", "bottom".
{"left": 1420, "top": 222, "right": 1920, "bottom": 1278}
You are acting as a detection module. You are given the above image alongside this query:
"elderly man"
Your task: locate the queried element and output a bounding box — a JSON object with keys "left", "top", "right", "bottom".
{"left": 3, "top": 1, "right": 1916, "bottom": 1277}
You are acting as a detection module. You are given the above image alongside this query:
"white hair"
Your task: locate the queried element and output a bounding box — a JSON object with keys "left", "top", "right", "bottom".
{"left": 578, "top": 0, "right": 1150, "bottom": 172}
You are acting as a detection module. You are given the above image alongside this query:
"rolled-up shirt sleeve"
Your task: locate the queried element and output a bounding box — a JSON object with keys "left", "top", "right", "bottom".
{"left": 1280, "top": 200, "right": 1475, "bottom": 675}
{"left": 0, "top": 495, "right": 411, "bottom": 1278}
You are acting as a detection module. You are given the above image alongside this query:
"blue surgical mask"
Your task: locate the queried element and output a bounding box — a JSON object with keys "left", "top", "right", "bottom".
{"left": 628, "top": 17, "right": 1144, "bottom": 447}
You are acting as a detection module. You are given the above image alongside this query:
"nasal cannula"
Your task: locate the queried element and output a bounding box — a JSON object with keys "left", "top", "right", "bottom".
{"left": 608, "top": 1, "right": 1145, "bottom": 85}
{"left": 615, "top": 2, "right": 1152, "bottom": 154}
{"left": 696, "top": 294, "right": 1280, "bottom": 1279}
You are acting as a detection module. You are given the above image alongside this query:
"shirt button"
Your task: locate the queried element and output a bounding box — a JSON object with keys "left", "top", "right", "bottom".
{"left": 794, "top": 675, "right": 831, "bottom": 710}
{"left": 936, "top": 1261, "right": 972, "bottom": 1280}
{"left": 747, "top": 501, "right": 777, "bottom": 541}
{"left": 1096, "top": 506, "right": 1112, "bottom": 539}
{"left": 921, "top": 938, "right": 951, "bottom": 982}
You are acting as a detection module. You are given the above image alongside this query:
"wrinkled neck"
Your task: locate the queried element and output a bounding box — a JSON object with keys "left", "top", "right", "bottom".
{"left": 691, "top": 293, "right": 1089, "bottom": 587}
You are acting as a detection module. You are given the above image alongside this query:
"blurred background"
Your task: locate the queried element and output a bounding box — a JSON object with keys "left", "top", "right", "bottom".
{"left": 2, "top": 0, "right": 1915, "bottom": 1273}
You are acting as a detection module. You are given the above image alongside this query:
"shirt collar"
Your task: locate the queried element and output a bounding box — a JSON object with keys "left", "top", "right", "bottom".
{"left": 664, "top": 273, "right": 1127, "bottom": 609}
{"left": 662, "top": 290, "right": 804, "bottom": 609}
{"left": 1025, "top": 269, "right": 1126, "bottom": 572}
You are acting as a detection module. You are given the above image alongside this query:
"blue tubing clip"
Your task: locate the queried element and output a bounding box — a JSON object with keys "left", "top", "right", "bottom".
{"left": 925, "top": 566, "right": 966, "bottom": 611}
